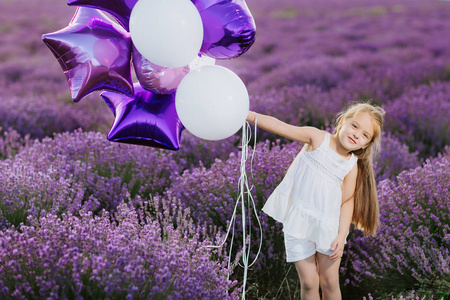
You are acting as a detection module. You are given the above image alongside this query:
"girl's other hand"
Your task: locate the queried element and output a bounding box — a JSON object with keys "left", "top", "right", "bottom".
{"left": 329, "top": 236, "right": 345, "bottom": 261}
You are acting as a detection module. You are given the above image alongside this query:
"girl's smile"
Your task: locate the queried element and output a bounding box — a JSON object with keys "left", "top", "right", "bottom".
{"left": 337, "top": 111, "right": 375, "bottom": 153}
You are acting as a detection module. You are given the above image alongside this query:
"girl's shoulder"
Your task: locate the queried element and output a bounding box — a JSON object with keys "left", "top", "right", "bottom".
{"left": 308, "top": 129, "right": 327, "bottom": 151}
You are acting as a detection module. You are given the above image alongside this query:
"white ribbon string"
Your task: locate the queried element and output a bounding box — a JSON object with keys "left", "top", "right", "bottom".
{"left": 205, "top": 117, "right": 262, "bottom": 300}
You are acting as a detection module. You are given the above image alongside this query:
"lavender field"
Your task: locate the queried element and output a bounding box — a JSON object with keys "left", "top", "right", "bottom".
{"left": 1, "top": 0, "right": 449, "bottom": 299}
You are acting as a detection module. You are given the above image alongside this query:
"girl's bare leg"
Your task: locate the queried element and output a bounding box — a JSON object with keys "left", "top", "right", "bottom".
{"left": 294, "top": 254, "right": 320, "bottom": 300}
{"left": 316, "top": 252, "right": 342, "bottom": 300}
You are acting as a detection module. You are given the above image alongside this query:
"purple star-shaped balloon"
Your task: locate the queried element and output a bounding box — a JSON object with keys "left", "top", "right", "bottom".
{"left": 42, "top": 7, "right": 133, "bottom": 102}
{"left": 68, "top": 0, "right": 138, "bottom": 31}
{"left": 101, "top": 83, "right": 184, "bottom": 150}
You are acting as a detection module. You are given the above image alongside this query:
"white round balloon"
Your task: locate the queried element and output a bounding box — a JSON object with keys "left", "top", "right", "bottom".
{"left": 175, "top": 65, "right": 249, "bottom": 141}
{"left": 129, "top": 0, "right": 204, "bottom": 68}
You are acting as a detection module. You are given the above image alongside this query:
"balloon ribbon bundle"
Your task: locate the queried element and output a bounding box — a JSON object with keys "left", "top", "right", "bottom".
{"left": 207, "top": 118, "right": 262, "bottom": 300}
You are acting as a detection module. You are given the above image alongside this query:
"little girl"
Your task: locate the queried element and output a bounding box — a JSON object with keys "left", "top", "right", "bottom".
{"left": 247, "top": 102, "right": 385, "bottom": 299}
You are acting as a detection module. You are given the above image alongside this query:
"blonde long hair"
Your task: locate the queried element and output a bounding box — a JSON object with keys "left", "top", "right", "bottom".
{"left": 334, "top": 102, "right": 385, "bottom": 236}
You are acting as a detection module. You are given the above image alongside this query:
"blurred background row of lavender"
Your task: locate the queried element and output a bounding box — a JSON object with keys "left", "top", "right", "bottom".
{"left": 0, "top": 0, "right": 449, "bottom": 299}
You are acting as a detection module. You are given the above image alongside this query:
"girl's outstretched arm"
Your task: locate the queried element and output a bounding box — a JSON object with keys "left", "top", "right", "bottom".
{"left": 247, "top": 111, "right": 322, "bottom": 145}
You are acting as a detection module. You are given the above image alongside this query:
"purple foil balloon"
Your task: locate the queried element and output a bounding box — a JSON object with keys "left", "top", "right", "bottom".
{"left": 101, "top": 83, "right": 184, "bottom": 150}
{"left": 42, "top": 8, "right": 133, "bottom": 102}
{"left": 68, "top": 0, "right": 138, "bottom": 31}
{"left": 192, "top": 0, "right": 256, "bottom": 59}
{"left": 132, "top": 45, "right": 190, "bottom": 94}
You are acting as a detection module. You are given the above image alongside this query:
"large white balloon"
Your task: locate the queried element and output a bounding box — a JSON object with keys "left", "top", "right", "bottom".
{"left": 175, "top": 65, "right": 249, "bottom": 141}
{"left": 129, "top": 0, "right": 204, "bottom": 68}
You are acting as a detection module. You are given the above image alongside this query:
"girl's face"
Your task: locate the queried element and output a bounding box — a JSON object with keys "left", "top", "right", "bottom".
{"left": 338, "top": 111, "right": 375, "bottom": 151}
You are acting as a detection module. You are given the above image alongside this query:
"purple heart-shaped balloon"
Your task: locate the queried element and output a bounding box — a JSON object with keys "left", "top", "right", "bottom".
{"left": 192, "top": 0, "right": 256, "bottom": 59}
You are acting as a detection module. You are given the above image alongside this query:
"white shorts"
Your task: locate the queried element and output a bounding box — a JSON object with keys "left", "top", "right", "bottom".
{"left": 284, "top": 233, "right": 334, "bottom": 262}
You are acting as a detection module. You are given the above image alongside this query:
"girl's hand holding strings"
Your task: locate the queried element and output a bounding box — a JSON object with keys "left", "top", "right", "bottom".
{"left": 246, "top": 111, "right": 256, "bottom": 123}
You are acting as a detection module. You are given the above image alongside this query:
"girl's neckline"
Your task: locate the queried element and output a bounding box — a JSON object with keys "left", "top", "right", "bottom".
{"left": 326, "top": 133, "right": 353, "bottom": 161}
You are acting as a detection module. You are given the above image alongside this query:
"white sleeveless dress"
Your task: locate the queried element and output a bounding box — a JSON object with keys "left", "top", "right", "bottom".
{"left": 262, "top": 132, "right": 358, "bottom": 252}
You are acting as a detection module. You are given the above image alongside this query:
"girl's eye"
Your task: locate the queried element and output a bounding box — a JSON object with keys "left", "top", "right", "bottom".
{"left": 363, "top": 134, "right": 369, "bottom": 139}
{"left": 352, "top": 124, "right": 357, "bottom": 128}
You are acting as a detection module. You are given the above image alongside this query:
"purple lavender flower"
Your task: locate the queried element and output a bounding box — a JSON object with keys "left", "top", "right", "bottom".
{"left": 0, "top": 129, "right": 185, "bottom": 227}
{"left": 384, "top": 82, "right": 450, "bottom": 157}
{"left": 0, "top": 202, "right": 238, "bottom": 299}
{"left": 373, "top": 133, "right": 421, "bottom": 182}
{"left": 342, "top": 151, "right": 450, "bottom": 297}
